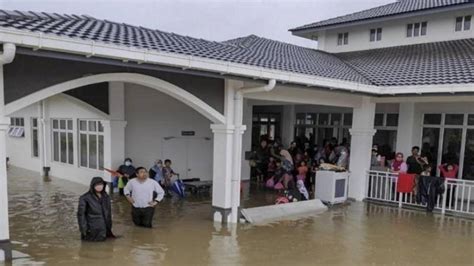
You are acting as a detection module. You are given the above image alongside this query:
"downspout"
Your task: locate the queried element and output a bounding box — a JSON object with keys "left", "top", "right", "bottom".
{"left": 0, "top": 43, "right": 16, "bottom": 114}
{"left": 230, "top": 79, "right": 276, "bottom": 223}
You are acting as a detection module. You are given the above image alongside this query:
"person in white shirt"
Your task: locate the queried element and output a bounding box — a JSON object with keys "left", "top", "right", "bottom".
{"left": 124, "top": 167, "right": 165, "bottom": 228}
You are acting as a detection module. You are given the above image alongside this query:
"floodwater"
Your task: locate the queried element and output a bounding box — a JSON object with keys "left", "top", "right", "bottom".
{"left": 3, "top": 167, "right": 474, "bottom": 266}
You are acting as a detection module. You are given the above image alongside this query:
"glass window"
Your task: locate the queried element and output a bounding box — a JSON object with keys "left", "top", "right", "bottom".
{"left": 455, "top": 16, "right": 464, "bottom": 31}
{"left": 376, "top": 28, "right": 382, "bottom": 41}
{"left": 423, "top": 114, "right": 442, "bottom": 125}
{"left": 464, "top": 15, "right": 471, "bottom": 31}
{"left": 318, "top": 113, "right": 329, "bottom": 125}
{"left": 445, "top": 114, "right": 464, "bottom": 125}
{"left": 343, "top": 32, "right": 349, "bottom": 45}
{"left": 31, "top": 118, "right": 39, "bottom": 158}
{"left": 370, "top": 29, "right": 376, "bottom": 42}
{"left": 79, "top": 120, "right": 87, "bottom": 131}
{"left": 407, "top": 24, "right": 413, "bottom": 37}
{"left": 51, "top": 119, "right": 74, "bottom": 165}
{"left": 79, "top": 120, "right": 105, "bottom": 169}
{"left": 296, "top": 113, "right": 306, "bottom": 125}
{"left": 414, "top": 23, "right": 420, "bottom": 36}
{"left": 337, "top": 33, "right": 343, "bottom": 46}
{"left": 468, "top": 114, "right": 474, "bottom": 125}
{"left": 386, "top": 114, "right": 399, "bottom": 127}
{"left": 331, "top": 113, "right": 342, "bottom": 126}
{"left": 317, "top": 127, "right": 333, "bottom": 146}
{"left": 420, "top": 22, "right": 427, "bottom": 36}
{"left": 373, "top": 130, "right": 397, "bottom": 159}
{"left": 343, "top": 113, "right": 353, "bottom": 126}
{"left": 421, "top": 127, "right": 440, "bottom": 174}
{"left": 374, "top": 113, "right": 384, "bottom": 127}
{"left": 463, "top": 129, "right": 474, "bottom": 180}
{"left": 441, "top": 128, "right": 462, "bottom": 166}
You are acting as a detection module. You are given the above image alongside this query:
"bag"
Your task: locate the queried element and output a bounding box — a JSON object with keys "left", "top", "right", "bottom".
{"left": 266, "top": 177, "right": 275, "bottom": 188}
{"left": 274, "top": 182, "right": 284, "bottom": 190}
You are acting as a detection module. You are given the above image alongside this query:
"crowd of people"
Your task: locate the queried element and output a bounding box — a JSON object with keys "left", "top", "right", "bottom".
{"left": 251, "top": 136, "right": 350, "bottom": 202}
{"left": 77, "top": 157, "right": 179, "bottom": 242}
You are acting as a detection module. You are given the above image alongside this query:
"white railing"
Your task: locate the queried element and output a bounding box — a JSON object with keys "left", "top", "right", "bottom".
{"left": 366, "top": 170, "right": 474, "bottom": 216}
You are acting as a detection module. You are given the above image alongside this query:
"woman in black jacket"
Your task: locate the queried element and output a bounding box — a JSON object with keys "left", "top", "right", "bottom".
{"left": 77, "top": 177, "right": 114, "bottom": 241}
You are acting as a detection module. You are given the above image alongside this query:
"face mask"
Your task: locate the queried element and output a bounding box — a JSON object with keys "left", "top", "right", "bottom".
{"left": 125, "top": 161, "right": 131, "bottom": 166}
{"left": 157, "top": 163, "right": 162, "bottom": 167}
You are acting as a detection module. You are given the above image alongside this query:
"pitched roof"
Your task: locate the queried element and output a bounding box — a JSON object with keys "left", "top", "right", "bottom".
{"left": 290, "top": 0, "right": 472, "bottom": 32}
{"left": 0, "top": 10, "right": 371, "bottom": 84}
{"left": 336, "top": 39, "right": 474, "bottom": 86}
{"left": 0, "top": 9, "right": 472, "bottom": 89}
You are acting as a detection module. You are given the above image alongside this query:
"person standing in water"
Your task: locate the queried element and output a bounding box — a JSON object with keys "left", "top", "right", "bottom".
{"left": 77, "top": 177, "right": 114, "bottom": 241}
{"left": 124, "top": 167, "right": 165, "bottom": 228}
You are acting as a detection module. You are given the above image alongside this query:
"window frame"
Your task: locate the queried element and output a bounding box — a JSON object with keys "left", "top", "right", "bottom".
{"left": 455, "top": 15, "right": 472, "bottom": 31}
{"left": 369, "top": 28, "right": 382, "bottom": 42}
{"left": 78, "top": 119, "right": 105, "bottom": 170}
{"left": 31, "top": 117, "right": 39, "bottom": 158}
{"left": 51, "top": 118, "right": 74, "bottom": 165}
{"left": 8, "top": 117, "right": 25, "bottom": 138}
{"left": 337, "top": 32, "right": 349, "bottom": 46}
{"left": 407, "top": 22, "right": 427, "bottom": 38}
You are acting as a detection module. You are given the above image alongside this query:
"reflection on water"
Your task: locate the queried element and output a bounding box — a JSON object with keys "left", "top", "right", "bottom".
{"left": 3, "top": 167, "right": 474, "bottom": 265}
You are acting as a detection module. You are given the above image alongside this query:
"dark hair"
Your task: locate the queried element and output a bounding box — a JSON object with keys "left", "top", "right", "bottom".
{"left": 423, "top": 164, "right": 431, "bottom": 171}
{"left": 412, "top": 146, "right": 420, "bottom": 151}
{"left": 124, "top": 158, "right": 133, "bottom": 163}
{"left": 135, "top": 166, "right": 147, "bottom": 173}
{"left": 164, "top": 159, "right": 172, "bottom": 164}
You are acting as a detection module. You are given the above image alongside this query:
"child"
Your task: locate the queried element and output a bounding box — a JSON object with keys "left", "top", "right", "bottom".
{"left": 420, "top": 164, "right": 432, "bottom": 176}
{"left": 163, "top": 159, "right": 178, "bottom": 196}
{"left": 438, "top": 163, "right": 458, "bottom": 179}
{"left": 297, "top": 161, "right": 308, "bottom": 181}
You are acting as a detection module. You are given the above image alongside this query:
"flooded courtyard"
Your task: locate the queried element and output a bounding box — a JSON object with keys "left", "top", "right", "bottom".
{"left": 3, "top": 167, "right": 474, "bottom": 265}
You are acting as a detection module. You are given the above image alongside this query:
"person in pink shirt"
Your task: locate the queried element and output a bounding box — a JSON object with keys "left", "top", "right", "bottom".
{"left": 391, "top": 152, "right": 408, "bottom": 173}
{"left": 297, "top": 161, "right": 309, "bottom": 181}
{"left": 438, "top": 163, "right": 459, "bottom": 179}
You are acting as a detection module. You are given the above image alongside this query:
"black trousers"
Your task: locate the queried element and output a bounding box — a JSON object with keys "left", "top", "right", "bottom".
{"left": 132, "top": 207, "right": 155, "bottom": 228}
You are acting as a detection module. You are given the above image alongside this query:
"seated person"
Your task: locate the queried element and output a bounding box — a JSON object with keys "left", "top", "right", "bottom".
{"left": 116, "top": 158, "right": 136, "bottom": 195}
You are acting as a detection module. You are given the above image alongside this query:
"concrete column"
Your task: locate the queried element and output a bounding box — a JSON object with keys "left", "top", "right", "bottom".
{"left": 241, "top": 99, "right": 252, "bottom": 181}
{"left": 211, "top": 124, "right": 235, "bottom": 223}
{"left": 396, "top": 102, "right": 416, "bottom": 155}
{"left": 102, "top": 120, "right": 127, "bottom": 182}
{"left": 281, "top": 105, "right": 295, "bottom": 146}
{"left": 0, "top": 65, "right": 12, "bottom": 261}
{"left": 348, "top": 97, "right": 376, "bottom": 201}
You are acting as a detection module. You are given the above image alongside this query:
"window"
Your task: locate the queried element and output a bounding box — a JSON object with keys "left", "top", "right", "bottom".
{"left": 422, "top": 113, "right": 474, "bottom": 180}
{"left": 79, "top": 120, "right": 104, "bottom": 170}
{"left": 8, "top": 117, "right": 25, "bottom": 138}
{"left": 52, "top": 118, "right": 74, "bottom": 165}
{"left": 373, "top": 113, "right": 399, "bottom": 160}
{"left": 370, "top": 28, "right": 382, "bottom": 42}
{"left": 407, "top": 22, "right": 427, "bottom": 37}
{"left": 337, "top": 32, "right": 349, "bottom": 46}
{"left": 295, "top": 112, "right": 352, "bottom": 147}
{"left": 32, "top": 118, "right": 39, "bottom": 157}
{"left": 455, "top": 15, "right": 472, "bottom": 31}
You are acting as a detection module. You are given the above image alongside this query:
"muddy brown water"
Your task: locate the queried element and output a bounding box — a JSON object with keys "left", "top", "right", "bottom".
{"left": 3, "top": 167, "right": 474, "bottom": 265}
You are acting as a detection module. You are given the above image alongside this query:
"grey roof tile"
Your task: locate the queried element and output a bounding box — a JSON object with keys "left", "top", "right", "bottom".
{"left": 0, "top": 9, "right": 472, "bottom": 88}
{"left": 290, "top": 0, "right": 472, "bottom": 32}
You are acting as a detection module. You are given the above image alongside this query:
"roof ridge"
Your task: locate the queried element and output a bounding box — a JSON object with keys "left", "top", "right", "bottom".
{"left": 0, "top": 9, "right": 95, "bottom": 21}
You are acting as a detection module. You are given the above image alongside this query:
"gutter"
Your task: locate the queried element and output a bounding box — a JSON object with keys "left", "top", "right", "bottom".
{"left": 230, "top": 79, "right": 276, "bottom": 223}
{"left": 0, "top": 43, "right": 15, "bottom": 65}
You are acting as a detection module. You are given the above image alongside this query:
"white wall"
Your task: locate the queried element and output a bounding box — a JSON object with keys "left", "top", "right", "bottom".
{"left": 7, "top": 94, "right": 108, "bottom": 186}
{"left": 317, "top": 8, "right": 474, "bottom": 53}
{"left": 124, "top": 83, "right": 215, "bottom": 181}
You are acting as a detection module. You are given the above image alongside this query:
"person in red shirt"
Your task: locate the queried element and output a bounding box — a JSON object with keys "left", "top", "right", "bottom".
{"left": 438, "top": 163, "right": 459, "bottom": 179}
{"left": 296, "top": 161, "right": 309, "bottom": 181}
{"left": 438, "top": 163, "right": 459, "bottom": 207}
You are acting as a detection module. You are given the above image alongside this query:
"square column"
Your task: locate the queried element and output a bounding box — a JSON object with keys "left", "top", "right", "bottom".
{"left": 38, "top": 100, "right": 52, "bottom": 177}
{"left": 396, "top": 102, "right": 416, "bottom": 155}
{"left": 102, "top": 120, "right": 127, "bottom": 182}
{"left": 211, "top": 124, "right": 235, "bottom": 223}
{"left": 349, "top": 97, "right": 376, "bottom": 200}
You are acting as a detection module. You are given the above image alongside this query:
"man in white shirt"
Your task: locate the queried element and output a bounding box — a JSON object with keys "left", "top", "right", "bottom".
{"left": 124, "top": 167, "right": 165, "bottom": 228}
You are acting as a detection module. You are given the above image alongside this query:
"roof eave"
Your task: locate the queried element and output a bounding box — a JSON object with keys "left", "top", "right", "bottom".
{"left": 290, "top": 2, "right": 474, "bottom": 35}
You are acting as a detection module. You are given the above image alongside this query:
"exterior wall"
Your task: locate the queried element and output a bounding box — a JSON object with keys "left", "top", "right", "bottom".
{"left": 316, "top": 8, "right": 474, "bottom": 53}
{"left": 6, "top": 94, "right": 107, "bottom": 186}
{"left": 124, "top": 83, "right": 215, "bottom": 181}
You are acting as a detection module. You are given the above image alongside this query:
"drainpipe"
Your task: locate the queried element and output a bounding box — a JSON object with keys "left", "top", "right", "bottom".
{"left": 0, "top": 43, "right": 15, "bottom": 65}
{"left": 230, "top": 79, "right": 276, "bottom": 223}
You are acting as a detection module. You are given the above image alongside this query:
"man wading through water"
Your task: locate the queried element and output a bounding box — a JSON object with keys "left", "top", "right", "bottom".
{"left": 77, "top": 177, "right": 114, "bottom": 241}
{"left": 124, "top": 167, "right": 165, "bottom": 228}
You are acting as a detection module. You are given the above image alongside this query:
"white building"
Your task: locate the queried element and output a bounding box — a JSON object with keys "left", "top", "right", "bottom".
{"left": 1, "top": 0, "right": 473, "bottom": 260}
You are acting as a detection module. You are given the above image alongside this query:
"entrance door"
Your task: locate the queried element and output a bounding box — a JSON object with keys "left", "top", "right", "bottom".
{"left": 161, "top": 137, "right": 212, "bottom": 180}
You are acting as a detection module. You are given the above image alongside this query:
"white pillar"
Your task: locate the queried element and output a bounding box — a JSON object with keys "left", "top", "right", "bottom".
{"left": 0, "top": 65, "right": 12, "bottom": 261}
{"left": 241, "top": 99, "right": 252, "bottom": 181}
{"left": 349, "top": 97, "right": 376, "bottom": 200}
{"left": 396, "top": 102, "right": 416, "bottom": 155}
{"left": 211, "top": 124, "right": 235, "bottom": 223}
{"left": 281, "top": 105, "right": 295, "bottom": 146}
